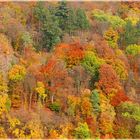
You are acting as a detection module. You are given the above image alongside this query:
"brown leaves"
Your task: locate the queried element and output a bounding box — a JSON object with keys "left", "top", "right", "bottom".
{"left": 94, "top": 39, "right": 115, "bottom": 60}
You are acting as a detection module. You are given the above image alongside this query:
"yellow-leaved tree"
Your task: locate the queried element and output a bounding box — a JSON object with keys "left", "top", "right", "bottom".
{"left": 8, "top": 64, "right": 26, "bottom": 82}
{"left": 104, "top": 27, "right": 119, "bottom": 49}
{"left": 8, "top": 64, "right": 26, "bottom": 109}
{"left": 35, "top": 81, "right": 47, "bottom": 105}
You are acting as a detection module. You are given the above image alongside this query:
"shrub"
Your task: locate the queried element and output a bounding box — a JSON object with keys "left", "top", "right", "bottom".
{"left": 49, "top": 102, "right": 61, "bottom": 112}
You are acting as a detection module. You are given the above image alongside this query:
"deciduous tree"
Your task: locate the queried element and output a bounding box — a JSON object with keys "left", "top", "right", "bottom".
{"left": 8, "top": 64, "right": 26, "bottom": 82}
{"left": 110, "top": 90, "right": 129, "bottom": 107}
{"left": 98, "top": 64, "right": 121, "bottom": 95}
{"left": 119, "top": 20, "right": 140, "bottom": 47}
{"left": 99, "top": 93, "right": 116, "bottom": 135}
{"left": 74, "top": 122, "right": 91, "bottom": 139}
{"left": 92, "top": 9, "right": 126, "bottom": 29}
{"left": 104, "top": 27, "right": 119, "bottom": 49}
{"left": 41, "top": 58, "right": 68, "bottom": 103}
{"left": 82, "top": 51, "right": 104, "bottom": 80}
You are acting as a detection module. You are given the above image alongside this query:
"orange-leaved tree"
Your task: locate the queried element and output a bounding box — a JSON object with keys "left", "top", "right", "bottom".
{"left": 55, "top": 42, "right": 85, "bottom": 67}
{"left": 41, "top": 57, "right": 68, "bottom": 103}
{"left": 110, "top": 89, "right": 130, "bottom": 107}
{"left": 98, "top": 64, "right": 121, "bottom": 95}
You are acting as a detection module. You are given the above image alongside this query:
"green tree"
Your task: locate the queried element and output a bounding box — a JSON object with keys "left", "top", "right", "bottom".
{"left": 49, "top": 102, "right": 61, "bottom": 112}
{"left": 120, "top": 102, "right": 140, "bottom": 122}
{"left": 90, "top": 89, "right": 100, "bottom": 115}
{"left": 34, "top": 2, "right": 62, "bottom": 51}
{"left": 92, "top": 9, "right": 126, "bottom": 29}
{"left": 55, "top": 1, "right": 69, "bottom": 31}
{"left": 134, "top": 124, "right": 140, "bottom": 138}
{"left": 21, "top": 31, "right": 33, "bottom": 47}
{"left": 74, "top": 122, "right": 91, "bottom": 139}
{"left": 119, "top": 20, "right": 140, "bottom": 47}
{"left": 42, "top": 15, "right": 62, "bottom": 51}
{"left": 82, "top": 51, "right": 104, "bottom": 80}
{"left": 66, "top": 8, "right": 77, "bottom": 34}
{"left": 117, "top": 101, "right": 140, "bottom": 138}
{"left": 126, "top": 44, "right": 140, "bottom": 57}
{"left": 76, "top": 8, "right": 90, "bottom": 30}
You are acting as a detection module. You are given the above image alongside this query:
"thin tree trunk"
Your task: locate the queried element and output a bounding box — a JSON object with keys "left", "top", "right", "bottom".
{"left": 29, "top": 91, "right": 33, "bottom": 110}
{"left": 51, "top": 94, "right": 54, "bottom": 104}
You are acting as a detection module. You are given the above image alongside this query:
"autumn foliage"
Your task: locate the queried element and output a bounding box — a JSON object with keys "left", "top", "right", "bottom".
{"left": 98, "top": 64, "right": 121, "bottom": 94}
{"left": 0, "top": 1, "right": 140, "bottom": 139}
{"left": 55, "top": 42, "right": 85, "bottom": 67}
{"left": 110, "top": 90, "right": 130, "bottom": 106}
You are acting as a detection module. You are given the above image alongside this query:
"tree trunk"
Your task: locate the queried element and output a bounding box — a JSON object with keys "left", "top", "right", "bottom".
{"left": 29, "top": 91, "right": 33, "bottom": 110}
{"left": 51, "top": 94, "right": 54, "bottom": 103}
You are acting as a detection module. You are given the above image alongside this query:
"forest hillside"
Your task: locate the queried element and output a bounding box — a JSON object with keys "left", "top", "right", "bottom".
{"left": 0, "top": 1, "right": 140, "bottom": 139}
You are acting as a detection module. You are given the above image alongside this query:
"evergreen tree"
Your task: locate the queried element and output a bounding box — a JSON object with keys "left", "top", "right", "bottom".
{"left": 55, "top": 1, "right": 69, "bottom": 31}
{"left": 66, "top": 8, "right": 77, "bottom": 34}
{"left": 76, "top": 8, "right": 90, "bottom": 30}
{"left": 34, "top": 2, "right": 62, "bottom": 51}
{"left": 42, "top": 12, "right": 62, "bottom": 51}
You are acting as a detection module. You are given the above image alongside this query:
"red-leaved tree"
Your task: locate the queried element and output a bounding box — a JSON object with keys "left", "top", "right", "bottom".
{"left": 98, "top": 64, "right": 121, "bottom": 95}
{"left": 110, "top": 90, "right": 130, "bottom": 107}
{"left": 41, "top": 57, "right": 68, "bottom": 103}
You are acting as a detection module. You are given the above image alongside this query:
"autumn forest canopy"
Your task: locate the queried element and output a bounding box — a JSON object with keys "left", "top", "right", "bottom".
{"left": 0, "top": 1, "right": 140, "bottom": 139}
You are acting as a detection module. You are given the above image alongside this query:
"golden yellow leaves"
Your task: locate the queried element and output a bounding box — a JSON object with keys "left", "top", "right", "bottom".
{"left": 67, "top": 95, "right": 80, "bottom": 116}
{"left": 7, "top": 116, "right": 44, "bottom": 139}
{"left": 112, "top": 59, "right": 128, "bottom": 81}
{"left": 35, "top": 81, "right": 46, "bottom": 100}
{"left": 49, "top": 129, "right": 59, "bottom": 139}
{"left": 8, "top": 64, "right": 26, "bottom": 82}
{"left": 0, "top": 94, "right": 9, "bottom": 117}
{"left": 8, "top": 117, "right": 21, "bottom": 129}
{"left": 24, "top": 119, "right": 44, "bottom": 139}
{"left": 0, "top": 127, "right": 7, "bottom": 138}
{"left": 99, "top": 94, "right": 116, "bottom": 134}
{"left": 0, "top": 33, "right": 12, "bottom": 55}
{"left": 104, "top": 27, "right": 119, "bottom": 49}
{"left": 0, "top": 73, "right": 8, "bottom": 94}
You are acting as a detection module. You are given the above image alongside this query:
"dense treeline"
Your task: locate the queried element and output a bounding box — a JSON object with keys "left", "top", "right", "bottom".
{"left": 0, "top": 1, "right": 140, "bottom": 139}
